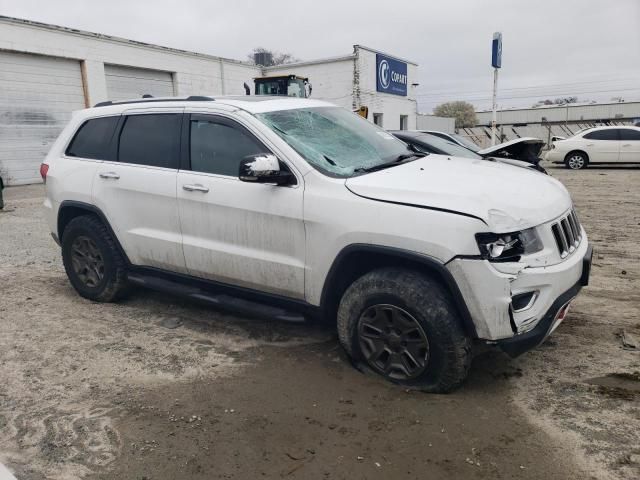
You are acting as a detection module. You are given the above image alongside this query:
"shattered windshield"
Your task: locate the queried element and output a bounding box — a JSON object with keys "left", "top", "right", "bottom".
{"left": 256, "top": 107, "right": 412, "bottom": 177}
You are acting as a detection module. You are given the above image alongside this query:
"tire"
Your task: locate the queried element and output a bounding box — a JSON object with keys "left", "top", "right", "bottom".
{"left": 337, "top": 268, "right": 472, "bottom": 393}
{"left": 61, "top": 214, "right": 129, "bottom": 302}
{"left": 564, "top": 151, "right": 589, "bottom": 170}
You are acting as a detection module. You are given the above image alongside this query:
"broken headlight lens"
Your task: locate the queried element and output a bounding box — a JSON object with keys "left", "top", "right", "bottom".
{"left": 475, "top": 228, "right": 543, "bottom": 262}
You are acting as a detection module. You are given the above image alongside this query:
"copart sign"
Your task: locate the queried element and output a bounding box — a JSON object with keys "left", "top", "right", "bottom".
{"left": 376, "top": 54, "right": 407, "bottom": 96}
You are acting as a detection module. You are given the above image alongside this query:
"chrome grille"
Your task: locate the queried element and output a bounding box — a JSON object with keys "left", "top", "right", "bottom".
{"left": 551, "top": 210, "right": 582, "bottom": 258}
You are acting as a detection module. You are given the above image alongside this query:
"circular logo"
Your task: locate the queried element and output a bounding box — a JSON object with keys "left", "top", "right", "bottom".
{"left": 378, "top": 60, "right": 390, "bottom": 89}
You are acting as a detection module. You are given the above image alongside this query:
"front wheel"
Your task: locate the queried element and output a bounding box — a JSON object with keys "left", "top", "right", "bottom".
{"left": 565, "top": 151, "right": 588, "bottom": 170}
{"left": 337, "top": 268, "right": 472, "bottom": 393}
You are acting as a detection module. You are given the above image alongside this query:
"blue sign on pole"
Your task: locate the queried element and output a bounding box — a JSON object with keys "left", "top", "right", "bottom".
{"left": 376, "top": 54, "right": 408, "bottom": 96}
{"left": 492, "top": 32, "right": 502, "bottom": 68}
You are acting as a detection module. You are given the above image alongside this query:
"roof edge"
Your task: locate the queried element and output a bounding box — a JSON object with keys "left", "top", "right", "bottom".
{"left": 0, "top": 15, "right": 257, "bottom": 67}
{"left": 354, "top": 45, "right": 418, "bottom": 66}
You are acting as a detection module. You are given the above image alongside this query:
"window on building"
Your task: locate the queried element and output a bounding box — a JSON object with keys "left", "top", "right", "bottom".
{"left": 118, "top": 114, "right": 181, "bottom": 168}
{"left": 620, "top": 128, "right": 640, "bottom": 141}
{"left": 373, "top": 113, "right": 383, "bottom": 127}
{"left": 583, "top": 129, "right": 620, "bottom": 141}
{"left": 400, "top": 115, "right": 409, "bottom": 131}
{"left": 190, "top": 117, "right": 267, "bottom": 176}
{"left": 66, "top": 116, "right": 119, "bottom": 160}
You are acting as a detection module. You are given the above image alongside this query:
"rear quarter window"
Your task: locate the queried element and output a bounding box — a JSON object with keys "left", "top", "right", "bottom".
{"left": 66, "top": 116, "right": 120, "bottom": 159}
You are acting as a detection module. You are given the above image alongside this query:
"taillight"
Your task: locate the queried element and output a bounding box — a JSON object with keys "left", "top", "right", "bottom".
{"left": 40, "top": 163, "right": 49, "bottom": 183}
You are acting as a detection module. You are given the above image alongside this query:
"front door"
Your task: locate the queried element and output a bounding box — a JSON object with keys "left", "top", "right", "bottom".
{"left": 619, "top": 128, "right": 640, "bottom": 163}
{"left": 582, "top": 128, "right": 620, "bottom": 162}
{"left": 177, "top": 113, "right": 306, "bottom": 299}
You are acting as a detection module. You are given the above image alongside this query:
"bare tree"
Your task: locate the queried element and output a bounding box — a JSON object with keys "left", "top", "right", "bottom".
{"left": 433, "top": 101, "right": 477, "bottom": 128}
{"left": 247, "top": 47, "right": 299, "bottom": 66}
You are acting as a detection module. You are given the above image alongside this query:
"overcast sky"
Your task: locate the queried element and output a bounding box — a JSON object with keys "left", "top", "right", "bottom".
{"left": 1, "top": 0, "right": 639, "bottom": 112}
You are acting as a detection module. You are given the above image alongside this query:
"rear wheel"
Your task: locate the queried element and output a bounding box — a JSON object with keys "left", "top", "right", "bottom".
{"left": 337, "top": 268, "right": 472, "bottom": 393}
{"left": 61, "top": 215, "right": 129, "bottom": 302}
{"left": 565, "top": 151, "right": 588, "bottom": 170}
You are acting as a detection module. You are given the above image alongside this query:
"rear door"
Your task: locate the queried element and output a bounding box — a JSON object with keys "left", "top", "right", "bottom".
{"left": 92, "top": 108, "right": 187, "bottom": 273}
{"left": 619, "top": 128, "right": 640, "bottom": 163}
{"left": 177, "top": 112, "right": 306, "bottom": 299}
{"left": 582, "top": 129, "right": 620, "bottom": 162}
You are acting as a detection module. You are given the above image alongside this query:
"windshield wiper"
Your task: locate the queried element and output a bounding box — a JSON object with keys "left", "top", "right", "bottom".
{"left": 354, "top": 150, "right": 426, "bottom": 174}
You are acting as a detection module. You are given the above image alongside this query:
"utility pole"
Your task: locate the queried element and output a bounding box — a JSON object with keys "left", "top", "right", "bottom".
{"left": 491, "top": 32, "right": 502, "bottom": 146}
{"left": 491, "top": 67, "right": 499, "bottom": 146}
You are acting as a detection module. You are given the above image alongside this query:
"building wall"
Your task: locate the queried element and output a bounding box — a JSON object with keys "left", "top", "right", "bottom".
{"left": 0, "top": 16, "right": 261, "bottom": 106}
{"left": 265, "top": 46, "right": 419, "bottom": 130}
{"left": 416, "top": 115, "right": 456, "bottom": 133}
{"left": 355, "top": 46, "right": 418, "bottom": 130}
{"left": 265, "top": 56, "right": 355, "bottom": 111}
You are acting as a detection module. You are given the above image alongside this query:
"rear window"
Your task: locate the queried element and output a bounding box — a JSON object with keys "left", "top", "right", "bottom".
{"left": 583, "top": 129, "right": 619, "bottom": 141}
{"left": 118, "top": 114, "right": 181, "bottom": 168}
{"left": 66, "top": 116, "right": 119, "bottom": 160}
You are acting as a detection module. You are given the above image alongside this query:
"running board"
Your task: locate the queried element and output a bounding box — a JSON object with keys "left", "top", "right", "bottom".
{"left": 127, "top": 272, "right": 307, "bottom": 323}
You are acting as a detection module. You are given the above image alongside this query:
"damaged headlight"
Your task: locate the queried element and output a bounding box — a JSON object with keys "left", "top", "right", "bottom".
{"left": 475, "top": 228, "right": 543, "bottom": 262}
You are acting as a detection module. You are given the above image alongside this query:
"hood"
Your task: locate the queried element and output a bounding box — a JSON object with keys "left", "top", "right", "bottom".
{"left": 345, "top": 155, "right": 571, "bottom": 232}
{"left": 478, "top": 137, "right": 544, "bottom": 163}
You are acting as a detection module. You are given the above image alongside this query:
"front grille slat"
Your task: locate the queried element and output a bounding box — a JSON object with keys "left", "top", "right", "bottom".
{"left": 551, "top": 209, "right": 582, "bottom": 258}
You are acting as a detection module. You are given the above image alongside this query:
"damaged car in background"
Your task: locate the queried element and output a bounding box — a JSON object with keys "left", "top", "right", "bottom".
{"left": 43, "top": 97, "right": 592, "bottom": 392}
{"left": 391, "top": 130, "right": 547, "bottom": 173}
{"left": 424, "top": 130, "right": 546, "bottom": 171}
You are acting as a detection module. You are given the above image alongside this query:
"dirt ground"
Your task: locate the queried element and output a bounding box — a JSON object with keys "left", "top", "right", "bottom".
{"left": 0, "top": 164, "right": 638, "bottom": 480}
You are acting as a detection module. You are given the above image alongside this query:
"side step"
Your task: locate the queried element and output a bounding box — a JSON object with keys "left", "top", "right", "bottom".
{"left": 127, "top": 273, "right": 306, "bottom": 323}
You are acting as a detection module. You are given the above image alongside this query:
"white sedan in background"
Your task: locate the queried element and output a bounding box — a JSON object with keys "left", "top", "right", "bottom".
{"left": 545, "top": 125, "right": 640, "bottom": 169}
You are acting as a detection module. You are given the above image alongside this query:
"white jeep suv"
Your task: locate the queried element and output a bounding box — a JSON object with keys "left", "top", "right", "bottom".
{"left": 43, "top": 96, "right": 592, "bottom": 392}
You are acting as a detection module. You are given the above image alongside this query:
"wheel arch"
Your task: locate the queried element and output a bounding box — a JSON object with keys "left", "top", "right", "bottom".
{"left": 319, "top": 244, "right": 478, "bottom": 338}
{"left": 57, "top": 200, "right": 130, "bottom": 264}
{"left": 565, "top": 149, "right": 589, "bottom": 163}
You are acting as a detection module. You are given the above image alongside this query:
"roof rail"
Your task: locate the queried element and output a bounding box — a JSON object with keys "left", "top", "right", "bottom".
{"left": 93, "top": 95, "right": 215, "bottom": 108}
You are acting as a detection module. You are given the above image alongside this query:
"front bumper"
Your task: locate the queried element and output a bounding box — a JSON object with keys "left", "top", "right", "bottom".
{"left": 446, "top": 238, "right": 592, "bottom": 347}
{"left": 497, "top": 244, "right": 592, "bottom": 356}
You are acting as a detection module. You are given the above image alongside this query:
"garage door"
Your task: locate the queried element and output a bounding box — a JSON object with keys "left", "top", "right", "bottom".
{"left": 105, "top": 65, "right": 174, "bottom": 101}
{"left": 0, "top": 51, "right": 86, "bottom": 186}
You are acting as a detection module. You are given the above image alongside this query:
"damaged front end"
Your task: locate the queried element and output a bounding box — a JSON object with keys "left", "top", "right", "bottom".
{"left": 446, "top": 210, "right": 592, "bottom": 357}
{"left": 478, "top": 137, "right": 546, "bottom": 172}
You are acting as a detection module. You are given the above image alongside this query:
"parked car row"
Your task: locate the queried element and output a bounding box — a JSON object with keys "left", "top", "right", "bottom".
{"left": 395, "top": 125, "right": 640, "bottom": 171}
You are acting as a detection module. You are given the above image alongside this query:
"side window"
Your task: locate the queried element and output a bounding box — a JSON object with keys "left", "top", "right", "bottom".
{"left": 190, "top": 117, "right": 267, "bottom": 176}
{"left": 620, "top": 129, "right": 640, "bottom": 141}
{"left": 118, "top": 114, "right": 181, "bottom": 168}
{"left": 583, "top": 129, "right": 619, "bottom": 141}
{"left": 66, "top": 116, "right": 119, "bottom": 160}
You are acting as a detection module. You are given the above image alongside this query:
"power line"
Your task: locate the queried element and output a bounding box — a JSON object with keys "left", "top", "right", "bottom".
{"left": 417, "top": 87, "right": 640, "bottom": 104}
{"left": 416, "top": 77, "right": 640, "bottom": 96}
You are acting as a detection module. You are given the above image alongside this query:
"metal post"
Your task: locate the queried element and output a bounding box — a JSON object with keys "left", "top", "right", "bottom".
{"left": 491, "top": 67, "right": 499, "bottom": 146}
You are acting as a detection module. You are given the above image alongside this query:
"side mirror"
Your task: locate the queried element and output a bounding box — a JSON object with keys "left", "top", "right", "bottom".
{"left": 239, "top": 154, "right": 295, "bottom": 186}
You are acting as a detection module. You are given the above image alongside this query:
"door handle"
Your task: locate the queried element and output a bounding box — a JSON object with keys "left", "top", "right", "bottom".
{"left": 622, "top": 144, "right": 631, "bottom": 147}
{"left": 99, "top": 172, "right": 120, "bottom": 179}
{"left": 182, "top": 184, "right": 209, "bottom": 193}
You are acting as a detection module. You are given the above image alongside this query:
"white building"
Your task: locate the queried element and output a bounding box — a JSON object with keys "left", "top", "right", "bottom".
{"left": 0, "top": 16, "right": 419, "bottom": 185}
